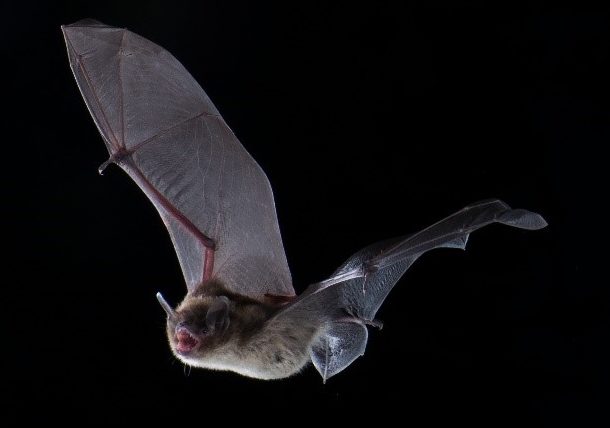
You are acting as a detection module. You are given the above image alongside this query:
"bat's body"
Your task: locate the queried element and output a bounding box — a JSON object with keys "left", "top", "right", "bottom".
{"left": 168, "top": 281, "right": 318, "bottom": 379}
{"left": 63, "top": 20, "right": 547, "bottom": 381}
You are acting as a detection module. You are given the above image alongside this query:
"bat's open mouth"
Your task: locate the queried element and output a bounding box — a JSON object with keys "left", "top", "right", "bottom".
{"left": 175, "top": 326, "right": 200, "bottom": 354}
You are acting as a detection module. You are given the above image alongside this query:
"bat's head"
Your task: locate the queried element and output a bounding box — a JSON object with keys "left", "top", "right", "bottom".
{"left": 156, "top": 292, "right": 231, "bottom": 362}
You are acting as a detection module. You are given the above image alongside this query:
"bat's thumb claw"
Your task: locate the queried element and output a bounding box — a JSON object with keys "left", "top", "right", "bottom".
{"left": 98, "top": 158, "right": 113, "bottom": 175}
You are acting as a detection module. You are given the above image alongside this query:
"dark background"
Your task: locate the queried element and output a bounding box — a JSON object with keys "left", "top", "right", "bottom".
{"left": 5, "top": 1, "right": 608, "bottom": 425}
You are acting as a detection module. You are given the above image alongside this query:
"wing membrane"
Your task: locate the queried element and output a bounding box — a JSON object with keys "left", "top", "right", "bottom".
{"left": 63, "top": 20, "right": 293, "bottom": 298}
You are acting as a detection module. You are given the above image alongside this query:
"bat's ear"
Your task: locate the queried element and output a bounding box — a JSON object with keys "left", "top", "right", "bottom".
{"left": 206, "top": 296, "right": 230, "bottom": 333}
{"left": 156, "top": 292, "right": 177, "bottom": 321}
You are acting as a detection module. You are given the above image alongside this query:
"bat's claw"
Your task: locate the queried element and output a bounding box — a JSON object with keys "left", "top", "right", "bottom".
{"left": 337, "top": 313, "right": 383, "bottom": 330}
{"left": 98, "top": 149, "right": 131, "bottom": 175}
{"left": 364, "top": 318, "right": 383, "bottom": 330}
{"left": 98, "top": 158, "right": 113, "bottom": 175}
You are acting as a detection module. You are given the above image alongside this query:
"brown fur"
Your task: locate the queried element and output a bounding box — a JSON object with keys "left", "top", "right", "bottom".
{"left": 165, "top": 279, "right": 322, "bottom": 379}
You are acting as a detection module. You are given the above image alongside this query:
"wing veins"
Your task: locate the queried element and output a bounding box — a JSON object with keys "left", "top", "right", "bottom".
{"left": 379, "top": 199, "right": 502, "bottom": 257}
{"left": 65, "top": 34, "right": 122, "bottom": 151}
{"left": 124, "top": 110, "right": 218, "bottom": 157}
{"left": 117, "top": 30, "right": 126, "bottom": 147}
{"left": 123, "top": 158, "right": 216, "bottom": 250}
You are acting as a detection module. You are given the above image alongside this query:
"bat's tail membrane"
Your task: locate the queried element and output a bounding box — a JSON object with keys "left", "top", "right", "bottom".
{"left": 310, "top": 320, "right": 368, "bottom": 383}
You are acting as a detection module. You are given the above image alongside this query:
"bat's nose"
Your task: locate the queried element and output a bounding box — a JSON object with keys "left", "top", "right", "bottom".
{"left": 174, "top": 324, "right": 200, "bottom": 354}
{"left": 175, "top": 322, "right": 196, "bottom": 335}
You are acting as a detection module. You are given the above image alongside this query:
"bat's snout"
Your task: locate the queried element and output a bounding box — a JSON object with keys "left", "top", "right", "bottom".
{"left": 175, "top": 324, "right": 200, "bottom": 354}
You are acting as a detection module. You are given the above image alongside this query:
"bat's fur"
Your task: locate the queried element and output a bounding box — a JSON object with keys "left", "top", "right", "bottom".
{"left": 166, "top": 280, "right": 320, "bottom": 379}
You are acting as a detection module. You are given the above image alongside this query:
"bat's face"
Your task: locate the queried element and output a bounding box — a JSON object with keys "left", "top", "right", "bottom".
{"left": 163, "top": 295, "right": 231, "bottom": 364}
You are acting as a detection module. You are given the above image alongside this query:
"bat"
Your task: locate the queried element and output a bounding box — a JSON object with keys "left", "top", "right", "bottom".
{"left": 62, "top": 19, "right": 548, "bottom": 381}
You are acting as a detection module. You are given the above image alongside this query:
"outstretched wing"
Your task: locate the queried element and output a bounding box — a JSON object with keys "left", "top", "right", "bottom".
{"left": 275, "top": 199, "right": 547, "bottom": 380}
{"left": 62, "top": 20, "right": 293, "bottom": 299}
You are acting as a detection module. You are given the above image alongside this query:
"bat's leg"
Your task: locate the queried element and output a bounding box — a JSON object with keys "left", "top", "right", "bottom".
{"left": 364, "top": 319, "right": 384, "bottom": 330}
{"left": 264, "top": 293, "right": 297, "bottom": 306}
{"left": 336, "top": 315, "right": 384, "bottom": 330}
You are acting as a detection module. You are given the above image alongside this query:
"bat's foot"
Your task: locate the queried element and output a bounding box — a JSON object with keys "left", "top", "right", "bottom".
{"left": 364, "top": 318, "right": 384, "bottom": 330}
{"left": 337, "top": 315, "right": 384, "bottom": 330}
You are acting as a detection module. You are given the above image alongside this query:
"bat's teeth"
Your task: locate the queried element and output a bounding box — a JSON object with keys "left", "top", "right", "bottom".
{"left": 175, "top": 327, "right": 200, "bottom": 354}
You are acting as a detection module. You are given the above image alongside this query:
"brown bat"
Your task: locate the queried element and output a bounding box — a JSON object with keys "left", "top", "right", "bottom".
{"left": 62, "top": 19, "right": 547, "bottom": 381}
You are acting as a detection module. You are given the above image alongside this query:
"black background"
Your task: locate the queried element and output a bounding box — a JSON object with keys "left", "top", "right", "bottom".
{"left": 6, "top": 1, "right": 608, "bottom": 425}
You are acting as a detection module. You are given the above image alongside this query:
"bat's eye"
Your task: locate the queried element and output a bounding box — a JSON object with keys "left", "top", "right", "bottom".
{"left": 206, "top": 296, "right": 230, "bottom": 333}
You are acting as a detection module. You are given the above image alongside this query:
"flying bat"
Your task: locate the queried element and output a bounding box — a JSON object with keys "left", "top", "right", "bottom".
{"left": 62, "top": 19, "right": 547, "bottom": 381}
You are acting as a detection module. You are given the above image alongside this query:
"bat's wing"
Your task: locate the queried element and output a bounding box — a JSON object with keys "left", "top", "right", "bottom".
{"left": 62, "top": 20, "right": 293, "bottom": 299}
{"left": 274, "top": 199, "right": 547, "bottom": 381}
